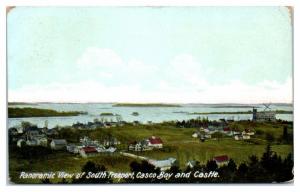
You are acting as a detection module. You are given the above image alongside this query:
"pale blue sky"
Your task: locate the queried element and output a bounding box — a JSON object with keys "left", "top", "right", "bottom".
{"left": 7, "top": 7, "right": 292, "bottom": 103}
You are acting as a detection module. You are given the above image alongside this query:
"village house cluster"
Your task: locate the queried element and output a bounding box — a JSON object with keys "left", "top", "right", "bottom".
{"left": 9, "top": 121, "right": 121, "bottom": 158}
{"left": 9, "top": 122, "right": 58, "bottom": 148}
{"left": 66, "top": 136, "right": 119, "bottom": 158}
{"left": 9, "top": 109, "right": 272, "bottom": 172}
{"left": 190, "top": 119, "right": 256, "bottom": 141}
{"left": 128, "top": 136, "right": 163, "bottom": 152}
{"left": 71, "top": 116, "right": 126, "bottom": 130}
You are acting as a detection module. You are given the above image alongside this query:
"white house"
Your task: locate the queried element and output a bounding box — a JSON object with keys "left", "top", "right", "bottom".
{"left": 67, "top": 144, "right": 82, "bottom": 153}
{"left": 234, "top": 134, "right": 243, "bottom": 140}
{"left": 102, "top": 137, "right": 121, "bottom": 147}
{"left": 186, "top": 160, "right": 197, "bottom": 168}
{"left": 26, "top": 139, "right": 38, "bottom": 146}
{"left": 244, "top": 129, "right": 255, "bottom": 136}
{"left": 80, "top": 146, "right": 98, "bottom": 158}
{"left": 36, "top": 137, "right": 48, "bottom": 147}
{"left": 148, "top": 158, "right": 177, "bottom": 171}
{"left": 128, "top": 141, "right": 151, "bottom": 152}
{"left": 17, "top": 139, "right": 26, "bottom": 148}
{"left": 16, "top": 125, "right": 24, "bottom": 134}
{"left": 50, "top": 139, "right": 67, "bottom": 150}
{"left": 192, "top": 132, "right": 199, "bottom": 138}
{"left": 205, "top": 134, "right": 212, "bottom": 139}
{"left": 242, "top": 133, "right": 251, "bottom": 140}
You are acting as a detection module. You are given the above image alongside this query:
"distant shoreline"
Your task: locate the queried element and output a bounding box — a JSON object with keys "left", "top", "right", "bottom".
{"left": 186, "top": 110, "right": 293, "bottom": 115}
{"left": 8, "top": 107, "right": 87, "bottom": 118}
{"left": 112, "top": 103, "right": 182, "bottom": 107}
{"left": 8, "top": 102, "right": 293, "bottom": 106}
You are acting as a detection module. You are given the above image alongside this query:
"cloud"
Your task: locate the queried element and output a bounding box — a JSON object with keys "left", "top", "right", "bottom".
{"left": 9, "top": 48, "right": 293, "bottom": 103}
{"left": 9, "top": 77, "right": 292, "bottom": 104}
{"left": 76, "top": 47, "right": 158, "bottom": 85}
{"left": 77, "top": 47, "right": 123, "bottom": 69}
{"left": 198, "top": 77, "right": 293, "bottom": 103}
{"left": 168, "top": 54, "right": 209, "bottom": 89}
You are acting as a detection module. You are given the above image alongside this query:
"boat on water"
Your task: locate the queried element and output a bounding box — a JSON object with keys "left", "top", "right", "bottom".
{"left": 132, "top": 112, "right": 139, "bottom": 116}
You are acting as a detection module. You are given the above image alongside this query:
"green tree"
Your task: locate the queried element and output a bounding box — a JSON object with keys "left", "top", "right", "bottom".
{"left": 72, "top": 161, "right": 112, "bottom": 184}
{"left": 41, "top": 178, "right": 52, "bottom": 184}
{"left": 126, "top": 160, "right": 161, "bottom": 183}
{"left": 265, "top": 133, "right": 275, "bottom": 143}
{"left": 235, "top": 162, "right": 248, "bottom": 182}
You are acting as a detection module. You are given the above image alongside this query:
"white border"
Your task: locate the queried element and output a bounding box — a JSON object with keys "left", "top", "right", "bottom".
{"left": 0, "top": 0, "right": 299, "bottom": 192}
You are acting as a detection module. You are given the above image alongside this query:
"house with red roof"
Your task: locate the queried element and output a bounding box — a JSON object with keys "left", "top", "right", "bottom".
{"left": 147, "top": 136, "right": 163, "bottom": 149}
{"left": 221, "top": 127, "right": 234, "bottom": 136}
{"left": 213, "top": 155, "right": 229, "bottom": 166}
{"left": 79, "top": 146, "right": 98, "bottom": 158}
{"left": 127, "top": 136, "right": 163, "bottom": 151}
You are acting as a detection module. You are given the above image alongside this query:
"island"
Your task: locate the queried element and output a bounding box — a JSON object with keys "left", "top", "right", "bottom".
{"left": 8, "top": 107, "right": 87, "bottom": 118}
{"left": 100, "top": 112, "right": 115, "bottom": 116}
{"left": 8, "top": 102, "right": 38, "bottom": 106}
{"left": 188, "top": 110, "right": 293, "bottom": 115}
{"left": 113, "top": 103, "right": 181, "bottom": 107}
{"left": 131, "top": 112, "right": 139, "bottom": 116}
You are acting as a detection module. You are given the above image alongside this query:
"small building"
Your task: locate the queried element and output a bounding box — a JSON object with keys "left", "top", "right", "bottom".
{"left": 50, "top": 139, "right": 67, "bottom": 150}
{"left": 16, "top": 125, "right": 25, "bottom": 134}
{"left": 253, "top": 108, "right": 276, "bottom": 122}
{"left": 97, "top": 146, "right": 117, "bottom": 153}
{"left": 80, "top": 136, "right": 100, "bottom": 147}
{"left": 186, "top": 160, "right": 197, "bottom": 168}
{"left": 204, "top": 134, "right": 212, "bottom": 139}
{"left": 213, "top": 155, "right": 229, "bottom": 166}
{"left": 242, "top": 132, "right": 251, "bottom": 140}
{"left": 244, "top": 128, "right": 255, "bottom": 136}
{"left": 222, "top": 127, "right": 233, "bottom": 136}
{"left": 148, "top": 136, "right": 163, "bottom": 148}
{"left": 41, "top": 127, "right": 48, "bottom": 134}
{"left": 104, "top": 146, "right": 117, "bottom": 153}
{"left": 128, "top": 141, "right": 151, "bottom": 152}
{"left": 24, "top": 126, "right": 39, "bottom": 133}
{"left": 26, "top": 139, "right": 38, "bottom": 146}
{"left": 192, "top": 132, "right": 199, "bottom": 138}
{"left": 208, "top": 126, "right": 218, "bottom": 134}
{"left": 102, "top": 137, "right": 121, "bottom": 147}
{"left": 67, "top": 144, "right": 81, "bottom": 153}
{"left": 36, "top": 137, "right": 48, "bottom": 147}
{"left": 17, "top": 139, "right": 26, "bottom": 148}
{"left": 80, "top": 146, "right": 98, "bottom": 158}
{"left": 148, "top": 158, "right": 178, "bottom": 171}
{"left": 72, "top": 122, "right": 86, "bottom": 129}
{"left": 26, "top": 130, "right": 41, "bottom": 140}
{"left": 46, "top": 129, "right": 59, "bottom": 136}
{"left": 234, "top": 134, "right": 243, "bottom": 140}
{"left": 9, "top": 128, "right": 18, "bottom": 136}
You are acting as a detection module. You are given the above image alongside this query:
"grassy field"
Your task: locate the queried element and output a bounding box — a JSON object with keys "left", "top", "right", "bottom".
{"left": 9, "top": 121, "right": 293, "bottom": 184}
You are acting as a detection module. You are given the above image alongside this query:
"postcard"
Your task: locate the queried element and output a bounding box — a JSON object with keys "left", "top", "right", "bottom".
{"left": 7, "top": 6, "right": 293, "bottom": 184}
